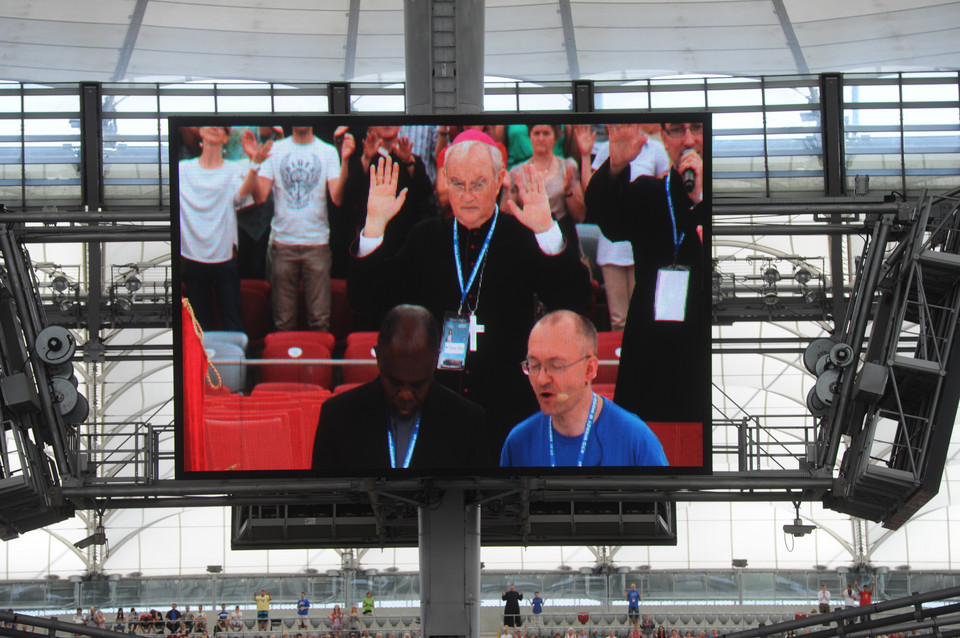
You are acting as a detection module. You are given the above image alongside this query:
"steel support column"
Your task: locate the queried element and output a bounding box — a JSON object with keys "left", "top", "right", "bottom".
{"left": 819, "top": 73, "right": 848, "bottom": 324}
{"left": 79, "top": 84, "right": 106, "bottom": 365}
{"left": 404, "top": 0, "right": 484, "bottom": 114}
{"left": 419, "top": 489, "right": 481, "bottom": 638}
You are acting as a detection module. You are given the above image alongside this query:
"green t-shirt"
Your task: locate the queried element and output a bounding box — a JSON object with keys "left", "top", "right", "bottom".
{"left": 506, "top": 124, "right": 566, "bottom": 168}
{"left": 362, "top": 596, "right": 374, "bottom": 613}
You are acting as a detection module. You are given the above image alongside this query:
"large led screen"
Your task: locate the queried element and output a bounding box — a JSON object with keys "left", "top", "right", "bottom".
{"left": 171, "top": 113, "right": 712, "bottom": 478}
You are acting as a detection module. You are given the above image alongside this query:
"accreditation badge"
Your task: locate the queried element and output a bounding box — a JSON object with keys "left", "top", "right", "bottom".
{"left": 438, "top": 312, "right": 470, "bottom": 370}
{"left": 654, "top": 266, "right": 690, "bottom": 322}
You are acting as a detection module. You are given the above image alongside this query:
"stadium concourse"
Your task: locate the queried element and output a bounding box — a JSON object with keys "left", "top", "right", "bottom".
{"left": 1, "top": 2, "right": 960, "bottom": 638}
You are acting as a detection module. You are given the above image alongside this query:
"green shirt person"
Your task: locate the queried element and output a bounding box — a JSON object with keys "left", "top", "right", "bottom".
{"left": 362, "top": 592, "right": 374, "bottom": 615}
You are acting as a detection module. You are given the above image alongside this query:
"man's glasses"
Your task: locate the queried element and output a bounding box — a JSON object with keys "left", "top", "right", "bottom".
{"left": 663, "top": 123, "right": 704, "bottom": 139}
{"left": 447, "top": 178, "right": 489, "bottom": 195}
{"left": 521, "top": 355, "right": 590, "bottom": 376}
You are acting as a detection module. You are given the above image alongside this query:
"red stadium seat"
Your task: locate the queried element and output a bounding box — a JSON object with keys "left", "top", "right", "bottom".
{"left": 264, "top": 330, "right": 336, "bottom": 352}
{"left": 240, "top": 279, "right": 273, "bottom": 352}
{"left": 252, "top": 382, "right": 330, "bottom": 396}
{"left": 341, "top": 341, "right": 379, "bottom": 385}
{"left": 240, "top": 414, "right": 291, "bottom": 470}
{"left": 595, "top": 331, "right": 623, "bottom": 385}
{"left": 202, "top": 418, "right": 245, "bottom": 471}
{"left": 259, "top": 342, "right": 334, "bottom": 389}
{"left": 345, "top": 331, "right": 378, "bottom": 347}
{"left": 211, "top": 398, "right": 318, "bottom": 469}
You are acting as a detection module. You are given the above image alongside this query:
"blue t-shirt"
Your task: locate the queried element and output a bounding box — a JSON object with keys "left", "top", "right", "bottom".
{"left": 627, "top": 590, "right": 641, "bottom": 607}
{"left": 500, "top": 399, "right": 669, "bottom": 467}
{"left": 297, "top": 598, "right": 310, "bottom": 615}
{"left": 531, "top": 597, "right": 544, "bottom": 614}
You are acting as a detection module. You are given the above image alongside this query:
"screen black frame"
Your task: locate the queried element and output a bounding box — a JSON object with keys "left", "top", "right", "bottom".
{"left": 170, "top": 110, "right": 713, "bottom": 480}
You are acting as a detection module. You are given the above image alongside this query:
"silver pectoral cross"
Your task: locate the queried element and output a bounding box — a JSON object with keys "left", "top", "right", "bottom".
{"left": 468, "top": 313, "right": 485, "bottom": 351}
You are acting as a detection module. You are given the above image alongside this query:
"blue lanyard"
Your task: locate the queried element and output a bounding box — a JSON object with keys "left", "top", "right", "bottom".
{"left": 665, "top": 172, "right": 685, "bottom": 261}
{"left": 453, "top": 208, "right": 499, "bottom": 310}
{"left": 548, "top": 393, "right": 599, "bottom": 467}
{"left": 387, "top": 413, "right": 421, "bottom": 469}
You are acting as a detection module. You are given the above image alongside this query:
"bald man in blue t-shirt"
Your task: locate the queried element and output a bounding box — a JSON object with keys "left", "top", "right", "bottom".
{"left": 500, "top": 310, "right": 668, "bottom": 468}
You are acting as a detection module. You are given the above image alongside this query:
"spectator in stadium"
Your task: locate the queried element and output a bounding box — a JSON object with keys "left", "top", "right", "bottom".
{"left": 329, "top": 605, "right": 344, "bottom": 637}
{"left": 500, "top": 310, "right": 668, "bottom": 467}
{"left": 508, "top": 124, "right": 585, "bottom": 242}
{"left": 348, "top": 138, "right": 592, "bottom": 458}
{"left": 297, "top": 592, "right": 310, "bottom": 629}
{"left": 127, "top": 608, "right": 139, "bottom": 633}
{"left": 818, "top": 583, "right": 832, "bottom": 614}
{"left": 399, "top": 125, "right": 441, "bottom": 185}
{"left": 626, "top": 583, "right": 641, "bottom": 631}
{"left": 361, "top": 592, "right": 374, "bottom": 616}
{"left": 641, "top": 614, "right": 655, "bottom": 638}
{"left": 230, "top": 606, "right": 243, "bottom": 632}
{"left": 165, "top": 604, "right": 182, "bottom": 634}
{"left": 254, "top": 126, "right": 353, "bottom": 332}
{"left": 347, "top": 607, "right": 361, "bottom": 633}
{"left": 505, "top": 124, "right": 568, "bottom": 169}
{"left": 179, "top": 126, "right": 272, "bottom": 332}
{"left": 255, "top": 590, "right": 272, "bottom": 631}
{"left": 341, "top": 125, "right": 434, "bottom": 258}
{"left": 312, "top": 305, "right": 486, "bottom": 470}
{"left": 216, "top": 605, "right": 229, "bottom": 634}
{"left": 501, "top": 585, "right": 523, "bottom": 629}
{"left": 221, "top": 125, "right": 285, "bottom": 280}
{"left": 584, "top": 122, "right": 708, "bottom": 425}
{"left": 529, "top": 591, "right": 545, "bottom": 631}
{"left": 112, "top": 609, "right": 125, "bottom": 633}
{"left": 195, "top": 605, "right": 208, "bottom": 634}
{"left": 857, "top": 580, "right": 874, "bottom": 623}
{"left": 183, "top": 605, "right": 195, "bottom": 634}
{"left": 139, "top": 609, "right": 155, "bottom": 633}
{"left": 573, "top": 124, "right": 670, "bottom": 331}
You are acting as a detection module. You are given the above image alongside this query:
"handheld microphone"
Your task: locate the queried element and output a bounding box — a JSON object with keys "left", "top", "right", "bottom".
{"left": 681, "top": 148, "right": 699, "bottom": 193}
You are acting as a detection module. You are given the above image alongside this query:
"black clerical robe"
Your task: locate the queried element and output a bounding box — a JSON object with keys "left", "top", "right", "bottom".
{"left": 348, "top": 211, "right": 593, "bottom": 457}
{"left": 312, "top": 378, "right": 487, "bottom": 471}
{"left": 585, "top": 163, "right": 710, "bottom": 424}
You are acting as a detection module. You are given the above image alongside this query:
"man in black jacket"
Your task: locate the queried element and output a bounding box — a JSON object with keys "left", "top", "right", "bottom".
{"left": 312, "top": 304, "right": 486, "bottom": 471}
{"left": 584, "top": 122, "right": 710, "bottom": 429}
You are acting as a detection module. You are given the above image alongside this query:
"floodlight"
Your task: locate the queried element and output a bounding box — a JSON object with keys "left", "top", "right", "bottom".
{"left": 762, "top": 265, "right": 781, "bottom": 285}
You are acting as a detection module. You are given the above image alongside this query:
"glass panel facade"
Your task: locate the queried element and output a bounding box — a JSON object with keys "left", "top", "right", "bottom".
{"left": 0, "top": 73, "right": 951, "bottom": 209}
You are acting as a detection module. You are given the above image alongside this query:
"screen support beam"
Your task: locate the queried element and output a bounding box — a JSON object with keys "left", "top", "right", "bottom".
{"left": 419, "top": 488, "right": 481, "bottom": 638}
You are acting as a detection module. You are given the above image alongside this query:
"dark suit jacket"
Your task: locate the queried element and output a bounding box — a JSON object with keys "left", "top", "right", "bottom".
{"left": 348, "top": 212, "right": 593, "bottom": 457}
{"left": 585, "top": 163, "right": 710, "bottom": 423}
{"left": 312, "top": 378, "right": 489, "bottom": 472}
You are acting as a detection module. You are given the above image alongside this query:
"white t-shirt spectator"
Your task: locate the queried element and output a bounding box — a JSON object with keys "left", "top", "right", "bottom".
{"left": 179, "top": 158, "right": 250, "bottom": 263}
{"left": 260, "top": 136, "right": 342, "bottom": 246}
{"left": 843, "top": 587, "right": 858, "bottom": 607}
